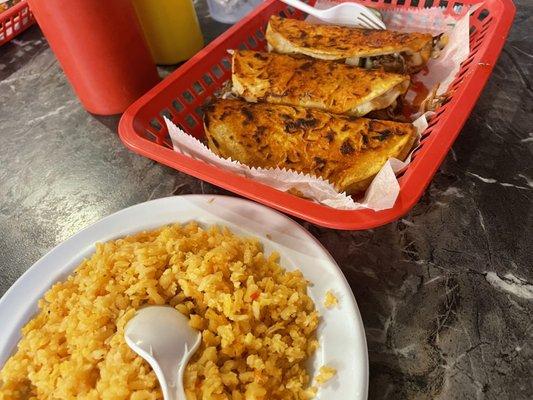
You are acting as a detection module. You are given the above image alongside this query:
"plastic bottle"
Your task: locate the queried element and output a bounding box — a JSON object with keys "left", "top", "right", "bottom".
{"left": 133, "top": 0, "right": 204, "bottom": 65}
{"left": 27, "top": 0, "right": 160, "bottom": 115}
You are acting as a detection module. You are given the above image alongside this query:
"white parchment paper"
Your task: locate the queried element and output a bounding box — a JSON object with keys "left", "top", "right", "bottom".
{"left": 166, "top": 3, "right": 474, "bottom": 211}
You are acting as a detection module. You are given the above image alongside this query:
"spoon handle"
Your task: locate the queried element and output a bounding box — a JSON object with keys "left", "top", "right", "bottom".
{"left": 279, "top": 0, "right": 322, "bottom": 18}
{"left": 149, "top": 361, "right": 180, "bottom": 400}
{"left": 162, "top": 381, "right": 179, "bottom": 400}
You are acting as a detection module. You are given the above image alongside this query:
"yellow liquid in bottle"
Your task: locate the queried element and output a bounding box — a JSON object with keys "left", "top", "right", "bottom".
{"left": 133, "top": 0, "right": 204, "bottom": 65}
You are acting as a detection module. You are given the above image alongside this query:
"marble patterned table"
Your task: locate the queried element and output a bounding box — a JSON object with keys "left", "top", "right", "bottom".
{"left": 0, "top": 1, "right": 531, "bottom": 398}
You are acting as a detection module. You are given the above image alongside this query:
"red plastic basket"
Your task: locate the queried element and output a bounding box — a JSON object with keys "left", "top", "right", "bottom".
{"left": 119, "top": 0, "right": 515, "bottom": 230}
{"left": 0, "top": 1, "right": 35, "bottom": 46}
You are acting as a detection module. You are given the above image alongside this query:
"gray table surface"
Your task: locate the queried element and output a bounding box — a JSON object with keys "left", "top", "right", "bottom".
{"left": 0, "top": 1, "right": 531, "bottom": 399}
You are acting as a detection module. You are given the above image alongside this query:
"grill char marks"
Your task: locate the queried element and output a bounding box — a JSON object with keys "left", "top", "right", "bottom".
{"left": 340, "top": 138, "right": 355, "bottom": 155}
{"left": 285, "top": 117, "right": 318, "bottom": 133}
{"left": 241, "top": 107, "right": 254, "bottom": 123}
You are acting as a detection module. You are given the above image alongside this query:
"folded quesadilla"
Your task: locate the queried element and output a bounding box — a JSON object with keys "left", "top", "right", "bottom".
{"left": 203, "top": 99, "right": 417, "bottom": 194}
{"left": 232, "top": 50, "right": 410, "bottom": 117}
{"left": 266, "top": 16, "right": 441, "bottom": 74}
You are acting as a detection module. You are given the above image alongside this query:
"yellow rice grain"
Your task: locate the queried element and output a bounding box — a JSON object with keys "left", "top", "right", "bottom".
{"left": 323, "top": 290, "right": 338, "bottom": 308}
{"left": 314, "top": 365, "right": 337, "bottom": 385}
{"left": 0, "top": 223, "right": 319, "bottom": 400}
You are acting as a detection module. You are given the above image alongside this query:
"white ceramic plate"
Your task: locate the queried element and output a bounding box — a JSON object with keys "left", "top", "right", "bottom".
{"left": 0, "top": 195, "right": 368, "bottom": 399}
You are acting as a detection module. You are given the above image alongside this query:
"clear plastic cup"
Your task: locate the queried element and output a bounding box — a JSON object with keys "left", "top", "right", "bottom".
{"left": 207, "top": 0, "right": 262, "bottom": 24}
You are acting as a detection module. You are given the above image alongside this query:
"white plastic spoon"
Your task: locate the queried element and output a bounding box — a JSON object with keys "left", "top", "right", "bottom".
{"left": 280, "top": 0, "right": 385, "bottom": 29}
{"left": 125, "top": 306, "right": 202, "bottom": 400}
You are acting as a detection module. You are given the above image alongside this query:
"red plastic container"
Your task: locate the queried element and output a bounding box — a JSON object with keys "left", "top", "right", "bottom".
{"left": 0, "top": 1, "right": 35, "bottom": 46}
{"left": 27, "top": 0, "right": 160, "bottom": 115}
{"left": 119, "top": 0, "right": 516, "bottom": 230}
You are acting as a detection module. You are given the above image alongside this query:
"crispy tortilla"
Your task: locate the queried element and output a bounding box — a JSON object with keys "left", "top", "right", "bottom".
{"left": 266, "top": 16, "right": 434, "bottom": 74}
{"left": 232, "top": 50, "right": 410, "bottom": 117}
{"left": 204, "top": 99, "right": 417, "bottom": 194}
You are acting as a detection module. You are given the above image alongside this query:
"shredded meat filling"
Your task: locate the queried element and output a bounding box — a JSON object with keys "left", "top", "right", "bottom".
{"left": 368, "top": 54, "right": 407, "bottom": 73}
{"left": 347, "top": 53, "right": 409, "bottom": 73}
